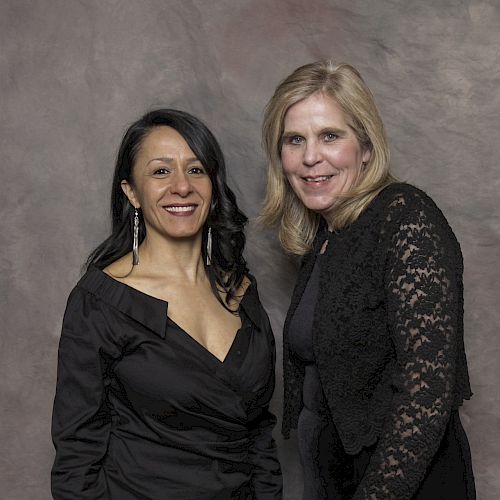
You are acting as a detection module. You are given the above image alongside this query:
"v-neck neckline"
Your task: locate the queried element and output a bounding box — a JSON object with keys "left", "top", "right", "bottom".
{"left": 167, "top": 315, "right": 244, "bottom": 365}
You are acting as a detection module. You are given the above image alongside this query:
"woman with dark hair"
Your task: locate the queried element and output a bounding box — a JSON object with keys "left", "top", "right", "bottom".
{"left": 51, "top": 109, "right": 282, "bottom": 499}
{"left": 261, "top": 62, "right": 475, "bottom": 499}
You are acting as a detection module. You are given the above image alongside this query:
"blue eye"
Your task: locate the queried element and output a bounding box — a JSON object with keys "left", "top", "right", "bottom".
{"left": 287, "top": 136, "right": 304, "bottom": 145}
{"left": 324, "top": 132, "right": 338, "bottom": 142}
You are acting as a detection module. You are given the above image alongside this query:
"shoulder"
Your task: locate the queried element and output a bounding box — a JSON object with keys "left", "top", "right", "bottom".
{"left": 375, "top": 182, "right": 435, "bottom": 210}
{"left": 376, "top": 184, "right": 462, "bottom": 262}
{"left": 59, "top": 266, "right": 136, "bottom": 357}
{"left": 240, "top": 274, "right": 275, "bottom": 336}
{"left": 62, "top": 268, "right": 106, "bottom": 323}
{"left": 374, "top": 182, "right": 453, "bottom": 229}
{"left": 221, "top": 273, "right": 252, "bottom": 313}
{"left": 62, "top": 266, "right": 124, "bottom": 331}
{"left": 59, "top": 269, "right": 119, "bottom": 353}
{"left": 239, "top": 273, "right": 260, "bottom": 308}
{"left": 103, "top": 253, "right": 133, "bottom": 279}
{"left": 238, "top": 274, "right": 253, "bottom": 298}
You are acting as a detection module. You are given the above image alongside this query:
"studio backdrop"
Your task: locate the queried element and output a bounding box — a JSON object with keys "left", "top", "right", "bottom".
{"left": 1, "top": 1, "right": 499, "bottom": 498}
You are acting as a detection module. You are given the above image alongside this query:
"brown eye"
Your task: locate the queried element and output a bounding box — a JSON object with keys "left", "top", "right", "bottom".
{"left": 188, "top": 166, "right": 206, "bottom": 175}
{"left": 153, "top": 168, "right": 169, "bottom": 176}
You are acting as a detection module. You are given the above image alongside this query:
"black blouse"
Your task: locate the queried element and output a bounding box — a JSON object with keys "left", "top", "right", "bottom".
{"left": 51, "top": 267, "right": 282, "bottom": 500}
{"left": 287, "top": 258, "right": 329, "bottom": 416}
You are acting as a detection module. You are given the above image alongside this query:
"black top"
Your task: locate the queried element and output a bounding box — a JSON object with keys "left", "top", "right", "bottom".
{"left": 287, "top": 258, "right": 328, "bottom": 416}
{"left": 282, "top": 183, "right": 473, "bottom": 499}
{"left": 288, "top": 258, "right": 320, "bottom": 364}
{"left": 51, "top": 267, "right": 282, "bottom": 500}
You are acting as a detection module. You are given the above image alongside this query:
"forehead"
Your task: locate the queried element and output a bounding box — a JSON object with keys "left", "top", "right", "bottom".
{"left": 137, "top": 126, "right": 196, "bottom": 158}
{"left": 284, "top": 92, "right": 347, "bottom": 129}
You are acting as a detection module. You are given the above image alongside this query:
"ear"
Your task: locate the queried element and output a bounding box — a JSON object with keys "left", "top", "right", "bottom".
{"left": 121, "top": 180, "right": 140, "bottom": 209}
{"left": 362, "top": 147, "right": 371, "bottom": 164}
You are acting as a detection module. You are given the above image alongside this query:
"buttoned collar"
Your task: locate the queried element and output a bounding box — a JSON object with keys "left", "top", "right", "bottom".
{"left": 78, "top": 266, "right": 262, "bottom": 339}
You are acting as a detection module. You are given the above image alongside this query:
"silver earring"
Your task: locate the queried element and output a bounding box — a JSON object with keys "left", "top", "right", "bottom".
{"left": 206, "top": 227, "right": 212, "bottom": 266}
{"left": 133, "top": 208, "right": 140, "bottom": 265}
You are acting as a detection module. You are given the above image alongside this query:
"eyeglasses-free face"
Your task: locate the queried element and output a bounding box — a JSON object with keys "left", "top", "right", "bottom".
{"left": 122, "top": 126, "right": 212, "bottom": 242}
{"left": 281, "top": 92, "right": 371, "bottom": 227}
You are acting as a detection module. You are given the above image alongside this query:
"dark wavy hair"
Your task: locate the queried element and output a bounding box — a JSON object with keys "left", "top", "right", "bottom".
{"left": 86, "top": 109, "right": 249, "bottom": 308}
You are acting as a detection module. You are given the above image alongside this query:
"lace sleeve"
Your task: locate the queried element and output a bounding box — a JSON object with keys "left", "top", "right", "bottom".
{"left": 353, "top": 199, "right": 460, "bottom": 499}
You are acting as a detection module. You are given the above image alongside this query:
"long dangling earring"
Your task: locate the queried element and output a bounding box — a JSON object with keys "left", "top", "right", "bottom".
{"left": 206, "top": 227, "right": 212, "bottom": 266}
{"left": 133, "top": 208, "right": 140, "bottom": 265}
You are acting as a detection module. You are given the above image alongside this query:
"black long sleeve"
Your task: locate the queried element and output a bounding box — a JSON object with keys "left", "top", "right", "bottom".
{"left": 52, "top": 267, "right": 281, "bottom": 499}
{"left": 247, "top": 325, "right": 282, "bottom": 498}
{"left": 353, "top": 196, "right": 460, "bottom": 499}
{"left": 51, "top": 288, "right": 117, "bottom": 499}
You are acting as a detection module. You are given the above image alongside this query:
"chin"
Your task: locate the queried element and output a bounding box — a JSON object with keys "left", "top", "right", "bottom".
{"left": 171, "top": 230, "right": 202, "bottom": 240}
{"left": 302, "top": 199, "right": 337, "bottom": 214}
{"left": 159, "top": 224, "right": 202, "bottom": 240}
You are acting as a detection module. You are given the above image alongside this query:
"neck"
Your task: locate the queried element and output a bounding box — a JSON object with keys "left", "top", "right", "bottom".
{"left": 136, "top": 231, "right": 207, "bottom": 284}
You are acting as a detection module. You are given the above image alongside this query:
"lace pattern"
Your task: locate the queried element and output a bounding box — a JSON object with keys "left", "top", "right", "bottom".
{"left": 282, "top": 184, "right": 472, "bottom": 499}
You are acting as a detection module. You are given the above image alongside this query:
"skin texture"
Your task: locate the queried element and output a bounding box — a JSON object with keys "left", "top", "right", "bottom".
{"left": 281, "top": 92, "right": 370, "bottom": 227}
{"left": 122, "top": 126, "right": 213, "bottom": 243}
{"left": 107, "top": 126, "right": 244, "bottom": 362}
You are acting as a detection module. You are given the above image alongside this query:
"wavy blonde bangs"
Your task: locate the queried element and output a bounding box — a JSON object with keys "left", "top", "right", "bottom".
{"left": 259, "top": 61, "right": 396, "bottom": 255}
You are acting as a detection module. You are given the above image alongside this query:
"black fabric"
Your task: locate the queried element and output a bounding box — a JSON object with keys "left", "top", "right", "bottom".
{"left": 290, "top": 254, "right": 375, "bottom": 499}
{"left": 51, "top": 267, "right": 282, "bottom": 499}
{"left": 288, "top": 258, "right": 321, "bottom": 365}
{"left": 297, "top": 407, "right": 375, "bottom": 500}
{"left": 282, "top": 183, "right": 475, "bottom": 499}
{"left": 297, "top": 408, "right": 473, "bottom": 500}
{"left": 288, "top": 258, "right": 328, "bottom": 416}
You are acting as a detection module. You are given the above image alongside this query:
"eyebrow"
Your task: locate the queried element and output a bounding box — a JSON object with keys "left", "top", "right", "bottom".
{"left": 281, "top": 131, "right": 301, "bottom": 139}
{"left": 146, "top": 156, "right": 200, "bottom": 166}
{"left": 282, "top": 127, "right": 347, "bottom": 138}
{"left": 319, "top": 126, "right": 346, "bottom": 135}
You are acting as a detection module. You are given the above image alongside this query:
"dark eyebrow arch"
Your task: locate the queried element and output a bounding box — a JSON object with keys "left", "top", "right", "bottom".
{"left": 146, "top": 156, "right": 200, "bottom": 166}
{"left": 147, "top": 157, "right": 173, "bottom": 166}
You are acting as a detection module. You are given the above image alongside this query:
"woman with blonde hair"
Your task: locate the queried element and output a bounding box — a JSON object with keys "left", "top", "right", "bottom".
{"left": 261, "top": 61, "right": 475, "bottom": 499}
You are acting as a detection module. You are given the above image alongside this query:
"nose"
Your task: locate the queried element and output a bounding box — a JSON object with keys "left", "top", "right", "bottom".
{"left": 303, "top": 140, "right": 321, "bottom": 167}
{"left": 170, "top": 170, "right": 192, "bottom": 197}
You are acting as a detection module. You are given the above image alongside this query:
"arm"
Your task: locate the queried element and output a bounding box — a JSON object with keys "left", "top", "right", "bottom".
{"left": 353, "top": 200, "right": 460, "bottom": 499}
{"left": 248, "top": 405, "right": 283, "bottom": 499}
{"left": 51, "top": 288, "right": 117, "bottom": 499}
{"left": 248, "top": 316, "right": 283, "bottom": 499}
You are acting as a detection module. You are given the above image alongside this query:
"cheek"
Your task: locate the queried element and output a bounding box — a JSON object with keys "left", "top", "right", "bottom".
{"left": 199, "top": 180, "right": 213, "bottom": 205}
{"left": 206, "top": 179, "right": 213, "bottom": 198}
{"left": 331, "top": 145, "right": 363, "bottom": 171}
{"left": 140, "top": 185, "right": 163, "bottom": 204}
{"left": 280, "top": 148, "right": 298, "bottom": 174}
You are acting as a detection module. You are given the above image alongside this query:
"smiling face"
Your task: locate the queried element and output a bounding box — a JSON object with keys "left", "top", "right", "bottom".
{"left": 281, "top": 92, "right": 371, "bottom": 224}
{"left": 121, "top": 126, "right": 212, "bottom": 242}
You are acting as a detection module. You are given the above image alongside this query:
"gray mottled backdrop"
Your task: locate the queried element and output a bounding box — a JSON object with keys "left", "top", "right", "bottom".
{"left": 1, "top": 0, "right": 499, "bottom": 498}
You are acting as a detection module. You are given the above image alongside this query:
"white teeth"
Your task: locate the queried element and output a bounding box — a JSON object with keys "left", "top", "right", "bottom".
{"left": 304, "top": 175, "right": 332, "bottom": 182}
{"left": 164, "top": 205, "right": 196, "bottom": 212}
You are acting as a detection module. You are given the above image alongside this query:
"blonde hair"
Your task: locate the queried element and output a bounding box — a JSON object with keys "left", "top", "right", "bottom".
{"left": 259, "top": 61, "right": 397, "bottom": 255}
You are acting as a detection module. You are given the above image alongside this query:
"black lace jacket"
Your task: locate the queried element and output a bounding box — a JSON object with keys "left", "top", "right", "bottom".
{"left": 282, "top": 183, "right": 472, "bottom": 499}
